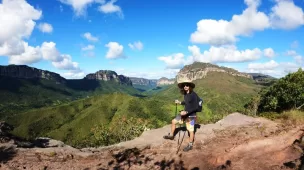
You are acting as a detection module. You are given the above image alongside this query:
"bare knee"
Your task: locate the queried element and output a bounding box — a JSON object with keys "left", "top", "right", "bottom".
{"left": 171, "top": 119, "right": 176, "bottom": 124}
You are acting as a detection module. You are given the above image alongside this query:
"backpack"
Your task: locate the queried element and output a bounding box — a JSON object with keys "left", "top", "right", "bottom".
{"left": 197, "top": 95, "right": 203, "bottom": 112}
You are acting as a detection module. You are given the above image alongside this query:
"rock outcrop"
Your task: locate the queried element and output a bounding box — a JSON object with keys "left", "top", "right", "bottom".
{"left": 129, "top": 77, "right": 157, "bottom": 87}
{"left": 0, "top": 65, "right": 66, "bottom": 84}
{"left": 157, "top": 77, "right": 175, "bottom": 86}
{"left": 84, "top": 70, "right": 132, "bottom": 86}
{"left": 0, "top": 113, "right": 303, "bottom": 170}
{"left": 176, "top": 62, "right": 253, "bottom": 83}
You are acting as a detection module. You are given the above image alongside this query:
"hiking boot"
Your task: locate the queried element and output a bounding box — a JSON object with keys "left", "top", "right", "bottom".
{"left": 163, "top": 135, "right": 174, "bottom": 140}
{"left": 183, "top": 144, "right": 193, "bottom": 152}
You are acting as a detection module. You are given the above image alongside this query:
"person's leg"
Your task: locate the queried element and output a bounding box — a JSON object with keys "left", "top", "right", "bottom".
{"left": 164, "top": 115, "right": 182, "bottom": 140}
{"left": 183, "top": 116, "right": 196, "bottom": 151}
{"left": 171, "top": 118, "right": 177, "bottom": 135}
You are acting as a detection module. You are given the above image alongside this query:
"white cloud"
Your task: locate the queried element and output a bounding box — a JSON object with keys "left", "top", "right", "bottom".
{"left": 61, "top": 70, "right": 86, "bottom": 79}
{"left": 270, "top": 0, "right": 304, "bottom": 29}
{"left": 263, "top": 48, "right": 275, "bottom": 58}
{"left": 246, "top": 60, "right": 302, "bottom": 78}
{"left": 40, "top": 42, "right": 62, "bottom": 62}
{"left": 294, "top": 55, "right": 303, "bottom": 65}
{"left": 52, "top": 54, "right": 80, "bottom": 70}
{"left": 0, "top": 38, "right": 26, "bottom": 56}
{"left": 59, "top": 0, "right": 96, "bottom": 16}
{"left": 0, "top": 0, "right": 42, "bottom": 56}
{"left": 286, "top": 50, "right": 297, "bottom": 56}
{"left": 98, "top": 0, "right": 123, "bottom": 18}
{"left": 105, "top": 42, "right": 125, "bottom": 59}
{"left": 37, "top": 23, "right": 53, "bottom": 33}
{"left": 248, "top": 60, "right": 279, "bottom": 70}
{"left": 115, "top": 68, "right": 179, "bottom": 79}
{"left": 59, "top": 0, "right": 122, "bottom": 17}
{"left": 190, "top": 0, "right": 269, "bottom": 46}
{"left": 8, "top": 42, "right": 41, "bottom": 65}
{"left": 128, "top": 41, "right": 143, "bottom": 51}
{"left": 158, "top": 53, "right": 185, "bottom": 69}
{"left": 81, "top": 45, "right": 95, "bottom": 51}
{"left": 82, "top": 32, "right": 99, "bottom": 42}
{"left": 187, "top": 45, "right": 262, "bottom": 63}
{"left": 40, "top": 42, "right": 82, "bottom": 71}
{"left": 190, "top": 0, "right": 304, "bottom": 46}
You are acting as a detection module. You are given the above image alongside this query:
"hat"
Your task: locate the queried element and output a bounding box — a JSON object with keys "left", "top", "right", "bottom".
{"left": 177, "top": 77, "right": 195, "bottom": 89}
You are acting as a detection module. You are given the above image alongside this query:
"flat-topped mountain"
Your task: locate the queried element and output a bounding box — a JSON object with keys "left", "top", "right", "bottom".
{"left": 157, "top": 77, "right": 175, "bottom": 86}
{"left": 129, "top": 77, "right": 157, "bottom": 86}
{"left": 85, "top": 70, "right": 133, "bottom": 86}
{"left": 176, "top": 62, "right": 252, "bottom": 82}
{"left": 0, "top": 65, "right": 66, "bottom": 84}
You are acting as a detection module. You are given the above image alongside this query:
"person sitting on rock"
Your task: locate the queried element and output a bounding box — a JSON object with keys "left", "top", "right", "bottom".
{"left": 163, "top": 78, "right": 199, "bottom": 152}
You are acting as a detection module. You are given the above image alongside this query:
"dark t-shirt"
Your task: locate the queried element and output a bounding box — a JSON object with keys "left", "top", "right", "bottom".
{"left": 181, "top": 91, "right": 198, "bottom": 117}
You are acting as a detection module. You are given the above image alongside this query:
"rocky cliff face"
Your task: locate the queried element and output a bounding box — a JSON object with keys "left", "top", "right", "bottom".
{"left": 157, "top": 77, "right": 175, "bottom": 86}
{"left": 176, "top": 62, "right": 252, "bottom": 82}
{"left": 0, "top": 65, "right": 66, "bottom": 84}
{"left": 85, "top": 70, "right": 132, "bottom": 86}
{"left": 129, "top": 77, "right": 157, "bottom": 86}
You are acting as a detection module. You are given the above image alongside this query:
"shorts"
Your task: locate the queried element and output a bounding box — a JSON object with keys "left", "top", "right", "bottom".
{"left": 173, "top": 115, "right": 196, "bottom": 132}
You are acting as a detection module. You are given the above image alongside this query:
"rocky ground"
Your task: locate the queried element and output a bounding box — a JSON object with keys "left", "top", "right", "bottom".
{"left": 0, "top": 113, "right": 303, "bottom": 170}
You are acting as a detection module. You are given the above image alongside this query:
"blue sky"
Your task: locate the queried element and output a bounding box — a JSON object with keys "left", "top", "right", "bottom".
{"left": 0, "top": 0, "right": 304, "bottom": 79}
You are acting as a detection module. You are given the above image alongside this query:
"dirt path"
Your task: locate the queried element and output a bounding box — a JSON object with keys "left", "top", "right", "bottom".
{"left": 0, "top": 113, "right": 303, "bottom": 170}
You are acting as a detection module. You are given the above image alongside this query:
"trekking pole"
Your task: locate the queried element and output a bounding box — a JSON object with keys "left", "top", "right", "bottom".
{"left": 175, "top": 103, "right": 182, "bottom": 146}
{"left": 176, "top": 130, "right": 186, "bottom": 154}
{"left": 175, "top": 103, "right": 177, "bottom": 117}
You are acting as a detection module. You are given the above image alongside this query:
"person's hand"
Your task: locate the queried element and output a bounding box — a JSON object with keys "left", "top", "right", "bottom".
{"left": 180, "top": 111, "right": 187, "bottom": 116}
{"left": 175, "top": 100, "right": 181, "bottom": 104}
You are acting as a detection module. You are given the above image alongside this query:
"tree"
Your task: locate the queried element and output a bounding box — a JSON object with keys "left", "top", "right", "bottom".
{"left": 258, "top": 68, "right": 304, "bottom": 113}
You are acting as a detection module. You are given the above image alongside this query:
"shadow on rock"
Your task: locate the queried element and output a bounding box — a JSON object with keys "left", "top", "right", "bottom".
{"left": 154, "top": 159, "right": 187, "bottom": 170}
{"left": 108, "top": 147, "right": 154, "bottom": 169}
{"left": 0, "top": 146, "right": 16, "bottom": 163}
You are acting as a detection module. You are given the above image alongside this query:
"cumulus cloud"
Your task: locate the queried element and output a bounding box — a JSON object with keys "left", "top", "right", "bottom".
{"left": 59, "top": 0, "right": 96, "bottom": 16}
{"left": 40, "top": 42, "right": 80, "bottom": 70}
{"left": 40, "top": 42, "right": 62, "bottom": 62}
{"left": 187, "top": 45, "right": 262, "bottom": 63}
{"left": 158, "top": 53, "right": 185, "bottom": 69}
{"left": 115, "top": 68, "right": 179, "bottom": 79}
{"left": 286, "top": 50, "right": 297, "bottom": 56}
{"left": 98, "top": 0, "right": 123, "bottom": 18}
{"left": 190, "top": 0, "right": 269, "bottom": 46}
{"left": 0, "top": 0, "right": 82, "bottom": 72}
{"left": 8, "top": 42, "right": 41, "bottom": 65}
{"left": 294, "top": 55, "right": 303, "bottom": 65}
{"left": 128, "top": 41, "right": 143, "bottom": 51}
{"left": 270, "top": 0, "right": 304, "bottom": 29}
{"left": 37, "top": 23, "right": 53, "bottom": 33}
{"left": 0, "top": 0, "right": 42, "bottom": 56}
{"left": 61, "top": 70, "right": 86, "bottom": 79}
{"left": 52, "top": 54, "right": 80, "bottom": 70}
{"left": 263, "top": 48, "right": 275, "bottom": 58}
{"left": 82, "top": 32, "right": 99, "bottom": 42}
{"left": 81, "top": 45, "right": 95, "bottom": 51}
{"left": 105, "top": 42, "right": 126, "bottom": 59}
{"left": 246, "top": 60, "right": 303, "bottom": 78}
{"left": 190, "top": 0, "right": 304, "bottom": 46}
{"left": 248, "top": 60, "right": 279, "bottom": 70}
{"left": 59, "top": 0, "right": 123, "bottom": 17}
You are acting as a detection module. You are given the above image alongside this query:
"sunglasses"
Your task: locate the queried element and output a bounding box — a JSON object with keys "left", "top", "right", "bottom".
{"left": 183, "top": 83, "right": 191, "bottom": 87}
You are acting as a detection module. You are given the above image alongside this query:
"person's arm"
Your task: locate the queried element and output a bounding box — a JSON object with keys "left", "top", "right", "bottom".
{"left": 175, "top": 99, "right": 185, "bottom": 105}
